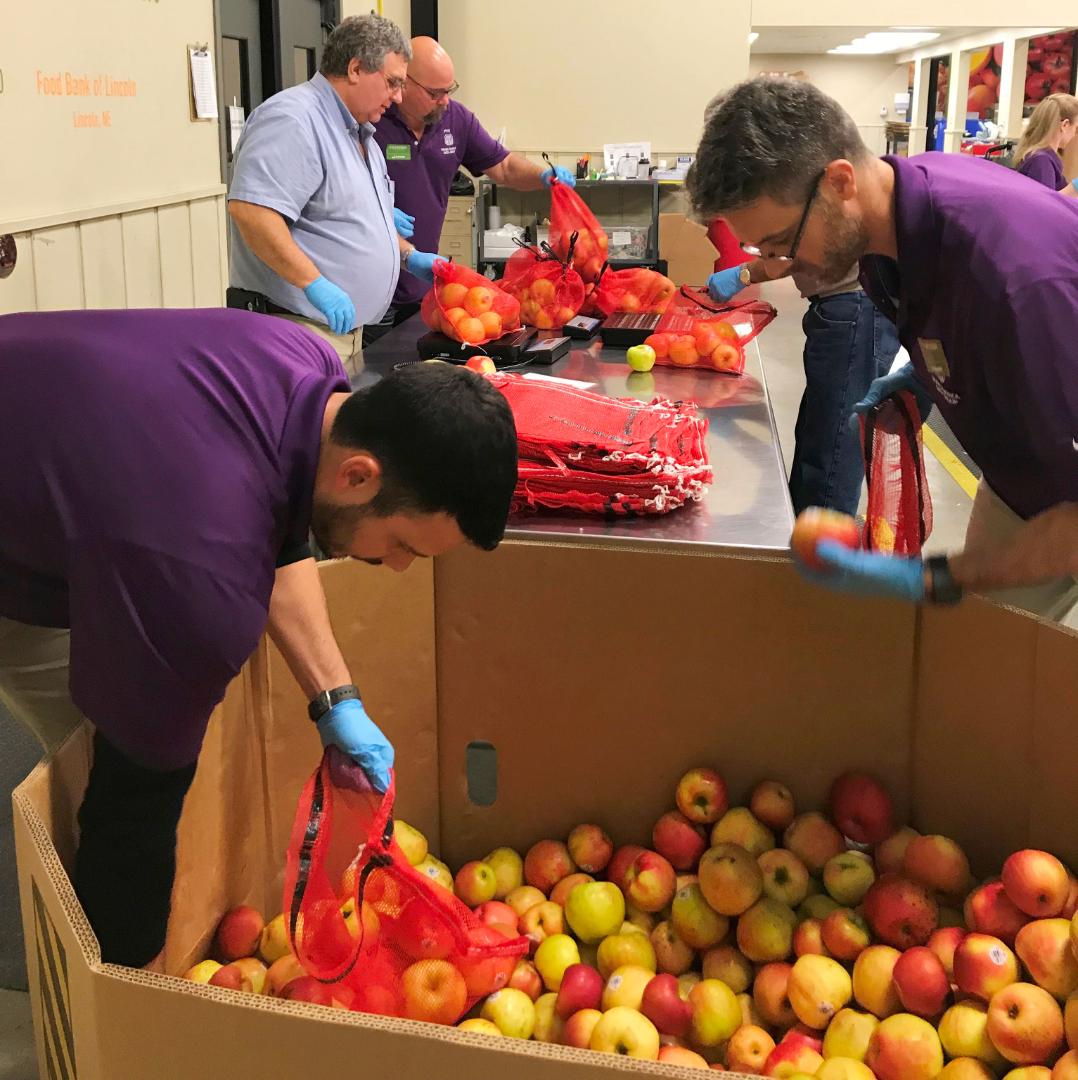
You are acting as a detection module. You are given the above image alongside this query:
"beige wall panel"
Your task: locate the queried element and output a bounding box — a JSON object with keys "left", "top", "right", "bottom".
{"left": 190, "top": 197, "right": 225, "bottom": 307}
{"left": 31, "top": 225, "right": 84, "bottom": 311}
{"left": 751, "top": 1, "right": 1078, "bottom": 25}
{"left": 121, "top": 210, "right": 163, "bottom": 309}
{"left": 3, "top": 0, "right": 220, "bottom": 223}
{"left": 440, "top": 0, "right": 751, "bottom": 156}
{"left": 79, "top": 216, "right": 127, "bottom": 309}
{"left": 158, "top": 203, "right": 195, "bottom": 309}
{"left": 0, "top": 234, "right": 39, "bottom": 315}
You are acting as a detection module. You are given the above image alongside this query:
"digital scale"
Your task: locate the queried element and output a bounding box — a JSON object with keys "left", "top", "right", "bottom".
{"left": 415, "top": 328, "right": 571, "bottom": 367}
{"left": 599, "top": 311, "right": 696, "bottom": 347}
{"left": 562, "top": 314, "right": 602, "bottom": 339}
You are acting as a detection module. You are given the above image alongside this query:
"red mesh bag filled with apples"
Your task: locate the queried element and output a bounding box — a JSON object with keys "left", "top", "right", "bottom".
{"left": 282, "top": 747, "right": 527, "bottom": 1022}
{"left": 666, "top": 290, "right": 778, "bottom": 347}
{"left": 548, "top": 178, "right": 609, "bottom": 284}
{"left": 859, "top": 390, "right": 933, "bottom": 556}
{"left": 500, "top": 239, "right": 586, "bottom": 329}
{"left": 590, "top": 266, "right": 676, "bottom": 318}
{"left": 644, "top": 319, "right": 745, "bottom": 375}
{"left": 421, "top": 261, "right": 521, "bottom": 345}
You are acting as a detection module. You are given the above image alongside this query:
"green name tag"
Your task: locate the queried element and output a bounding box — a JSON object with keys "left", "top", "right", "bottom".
{"left": 386, "top": 144, "right": 411, "bottom": 161}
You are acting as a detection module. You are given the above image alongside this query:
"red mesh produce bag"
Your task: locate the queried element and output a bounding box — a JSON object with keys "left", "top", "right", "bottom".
{"left": 283, "top": 748, "right": 526, "bottom": 1022}
{"left": 420, "top": 261, "right": 521, "bottom": 345}
{"left": 500, "top": 239, "right": 585, "bottom": 329}
{"left": 589, "top": 266, "right": 676, "bottom": 317}
{"left": 665, "top": 289, "right": 778, "bottom": 347}
{"left": 548, "top": 176, "right": 609, "bottom": 284}
{"left": 859, "top": 390, "right": 933, "bottom": 556}
{"left": 488, "top": 372, "right": 711, "bottom": 515}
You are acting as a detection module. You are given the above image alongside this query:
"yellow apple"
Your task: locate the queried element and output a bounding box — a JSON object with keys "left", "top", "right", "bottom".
{"left": 698, "top": 842, "right": 763, "bottom": 916}
{"left": 852, "top": 944, "right": 902, "bottom": 1018}
{"left": 817, "top": 1058, "right": 877, "bottom": 1080}
{"left": 415, "top": 854, "right": 454, "bottom": 892}
{"left": 701, "top": 944, "right": 753, "bottom": 993}
{"left": 589, "top": 1005, "right": 660, "bottom": 1060}
{"left": 737, "top": 897, "right": 797, "bottom": 962}
{"left": 533, "top": 933, "right": 579, "bottom": 991}
{"left": 183, "top": 959, "right": 222, "bottom": 983}
{"left": 671, "top": 882, "right": 729, "bottom": 949}
{"left": 457, "top": 1018, "right": 502, "bottom": 1036}
{"left": 505, "top": 885, "right": 545, "bottom": 918}
{"left": 531, "top": 991, "right": 564, "bottom": 1043}
{"left": 1016, "top": 919, "right": 1078, "bottom": 999}
{"left": 258, "top": 914, "right": 291, "bottom": 965}
{"left": 480, "top": 987, "right": 536, "bottom": 1038}
{"left": 866, "top": 1013, "right": 944, "bottom": 1080}
{"left": 788, "top": 954, "right": 853, "bottom": 1028}
{"left": 597, "top": 931, "right": 655, "bottom": 978}
{"left": 822, "top": 1007, "right": 878, "bottom": 1061}
{"left": 483, "top": 846, "right": 523, "bottom": 898}
{"left": 393, "top": 820, "right": 428, "bottom": 866}
{"left": 710, "top": 807, "right": 776, "bottom": 857}
{"left": 938, "top": 999, "right": 1008, "bottom": 1070}
{"left": 937, "top": 1059, "right": 997, "bottom": 1080}
{"left": 823, "top": 851, "right": 877, "bottom": 906}
{"left": 564, "top": 881, "right": 625, "bottom": 945}
{"left": 759, "top": 848, "right": 811, "bottom": 908}
{"left": 601, "top": 964, "right": 654, "bottom": 1011}
{"left": 562, "top": 1007, "right": 602, "bottom": 1049}
{"left": 688, "top": 977, "right": 740, "bottom": 1047}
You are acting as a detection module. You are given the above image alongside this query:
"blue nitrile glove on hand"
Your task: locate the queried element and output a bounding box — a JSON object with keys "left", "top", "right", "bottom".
{"left": 304, "top": 276, "right": 356, "bottom": 335}
{"left": 852, "top": 362, "right": 934, "bottom": 424}
{"left": 393, "top": 207, "right": 415, "bottom": 239}
{"left": 316, "top": 698, "right": 394, "bottom": 794}
{"left": 707, "top": 266, "right": 748, "bottom": 303}
{"left": 800, "top": 541, "right": 926, "bottom": 602}
{"left": 541, "top": 165, "right": 577, "bottom": 188}
{"left": 405, "top": 249, "right": 440, "bottom": 284}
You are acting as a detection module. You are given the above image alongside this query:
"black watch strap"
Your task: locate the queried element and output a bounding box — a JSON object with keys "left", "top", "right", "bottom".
{"left": 308, "top": 684, "right": 360, "bottom": 723}
{"left": 925, "top": 555, "right": 963, "bottom": 605}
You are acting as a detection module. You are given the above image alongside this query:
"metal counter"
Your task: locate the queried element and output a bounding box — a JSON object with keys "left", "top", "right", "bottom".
{"left": 356, "top": 312, "right": 793, "bottom": 553}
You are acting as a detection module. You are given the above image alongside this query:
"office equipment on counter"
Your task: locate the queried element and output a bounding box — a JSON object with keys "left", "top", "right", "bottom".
{"left": 562, "top": 314, "right": 602, "bottom": 339}
{"left": 416, "top": 327, "right": 537, "bottom": 366}
{"left": 523, "top": 336, "right": 571, "bottom": 364}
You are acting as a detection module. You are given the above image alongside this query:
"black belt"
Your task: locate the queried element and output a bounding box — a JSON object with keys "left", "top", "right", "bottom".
{"left": 225, "top": 286, "right": 300, "bottom": 319}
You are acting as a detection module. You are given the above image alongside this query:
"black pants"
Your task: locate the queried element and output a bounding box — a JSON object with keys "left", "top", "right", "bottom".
{"left": 74, "top": 732, "right": 197, "bottom": 967}
{"left": 361, "top": 300, "right": 421, "bottom": 348}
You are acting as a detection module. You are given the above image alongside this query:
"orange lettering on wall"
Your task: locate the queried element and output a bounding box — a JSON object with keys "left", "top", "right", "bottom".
{"left": 35, "top": 70, "right": 64, "bottom": 95}
{"left": 64, "top": 72, "right": 91, "bottom": 96}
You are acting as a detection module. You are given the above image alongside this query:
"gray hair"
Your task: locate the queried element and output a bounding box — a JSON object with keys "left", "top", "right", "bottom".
{"left": 320, "top": 14, "right": 411, "bottom": 77}
{"left": 687, "top": 76, "right": 869, "bottom": 218}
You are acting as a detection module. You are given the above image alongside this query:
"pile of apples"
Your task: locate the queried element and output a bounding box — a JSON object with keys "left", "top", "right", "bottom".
{"left": 424, "top": 281, "right": 520, "bottom": 345}
{"left": 644, "top": 322, "right": 742, "bottom": 373}
{"left": 188, "top": 769, "right": 1078, "bottom": 1078}
{"left": 551, "top": 227, "right": 608, "bottom": 285}
{"left": 513, "top": 276, "right": 579, "bottom": 330}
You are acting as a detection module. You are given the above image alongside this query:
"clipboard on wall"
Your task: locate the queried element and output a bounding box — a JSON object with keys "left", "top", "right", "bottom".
{"left": 188, "top": 43, "right": 218, "bottom": 122}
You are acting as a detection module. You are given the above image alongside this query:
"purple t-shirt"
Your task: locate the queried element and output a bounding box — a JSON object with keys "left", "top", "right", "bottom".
{"left": 860, "top": 154, "right": 1078, "bottom": 521}
{"left": 1017, "top": 147, "right": 1065, "bottom": 190}
{"left": 374, "top": 100, "right": 508, "bottom": 305}
{"left": 0, "top": 309, "right": 348, "bottom": 769}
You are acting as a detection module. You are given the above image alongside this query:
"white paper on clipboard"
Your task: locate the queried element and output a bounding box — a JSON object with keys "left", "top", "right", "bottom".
{"left": 189, "top": 48, "right": 218, "bottom": 119}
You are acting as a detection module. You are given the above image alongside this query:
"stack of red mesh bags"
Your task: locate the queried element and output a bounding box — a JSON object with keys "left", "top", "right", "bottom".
{"left": 488, "top": 372, "right": 712, "bottom": 516}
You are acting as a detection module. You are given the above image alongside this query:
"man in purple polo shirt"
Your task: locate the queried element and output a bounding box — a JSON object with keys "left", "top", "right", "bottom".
{"left": 688, "top": 77, "right": 1078, "bottom": 623}
{"left": 0, "top": 308, "right": 517, "bottom": 966}
{"left": 365, "top": 36, "right": 576, "bottom": 344}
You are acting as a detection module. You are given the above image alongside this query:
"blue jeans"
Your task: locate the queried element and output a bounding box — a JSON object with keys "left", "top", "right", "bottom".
{"left": 788, "top": 291, "right": 901, "bottom": 516}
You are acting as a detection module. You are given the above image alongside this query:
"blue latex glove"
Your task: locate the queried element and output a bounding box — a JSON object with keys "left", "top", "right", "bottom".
{"left": 303, "top": 276, "right": 356, "bottom": 335}
{"left": 540, "top": 165, "right": 577, "bottom": 188}
{"left": 706, "top": 266, "right": 747, "bottom": 303}
{"left": 405, "top": 249, "right": 440, "bottom": 285}
{"left": 392, "top": 207, "right": 415, "bottom": 239}
{"left": 852, "top": 362, "right": 934, "bottom": 424}
{"left": 799, "top": 540, "right": 926, "bottom": 602}
{"left": 316, "top": 698, "right": 394, "bottom": 794}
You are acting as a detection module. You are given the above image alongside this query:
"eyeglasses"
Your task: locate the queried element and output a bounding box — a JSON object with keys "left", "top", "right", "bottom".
{"left": 380, "top": 70, "right": 408, "bottom": 94}
{"left": 407, "top": 73, "right": 459, "bottom": 101}
{"left": 740, "top": 170, "right": 825, "bottom": 261}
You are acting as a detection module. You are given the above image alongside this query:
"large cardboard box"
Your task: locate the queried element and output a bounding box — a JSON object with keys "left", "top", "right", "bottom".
{"left": 659, "top": 212, "right": 717, "bottom": 286}
{"left": 13, "top": 544, "right": 1078, "bottom": 1078}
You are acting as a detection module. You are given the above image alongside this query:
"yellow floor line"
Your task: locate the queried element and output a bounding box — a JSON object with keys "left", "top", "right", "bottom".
{"left": 923, "top": 425, "right": 979, "bottom": 499}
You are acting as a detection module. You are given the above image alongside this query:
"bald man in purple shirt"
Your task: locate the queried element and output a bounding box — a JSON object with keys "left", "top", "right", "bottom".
{"left": 689, "top": 78, "right": 1078, "bottom": 622}
{"left": 0, "top": 309, "right": 517, "bottom": 966}
{"left": 365, "top": 36, "right": 577, "bottom": 344}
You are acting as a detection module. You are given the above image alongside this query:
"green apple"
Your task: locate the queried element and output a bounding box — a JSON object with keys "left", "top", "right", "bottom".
{"left": 626, "top": 344, "right": 656, "bottom": 372}
{"left": 565, "top": 881, "right": 625, "bottom": 945}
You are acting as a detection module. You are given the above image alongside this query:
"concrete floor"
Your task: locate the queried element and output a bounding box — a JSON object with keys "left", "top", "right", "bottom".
{"left": 0, "top": 281, "right": 975, "bottom": 1079}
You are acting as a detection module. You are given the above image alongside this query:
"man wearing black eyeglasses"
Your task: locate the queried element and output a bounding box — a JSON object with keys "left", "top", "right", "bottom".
{"left": 705, "top": 171, "right": 900, "bottom": 518}
{"left": 688, "top": 76, "right": 1078, "bottom": 624}
{"left": 366, "top": 36, "right": 576, "bottom": 345}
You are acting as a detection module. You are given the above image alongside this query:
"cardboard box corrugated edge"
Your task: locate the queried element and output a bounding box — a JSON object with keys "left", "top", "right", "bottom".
{"left": 659, "top": 212, "right": 716, "bottom": 286}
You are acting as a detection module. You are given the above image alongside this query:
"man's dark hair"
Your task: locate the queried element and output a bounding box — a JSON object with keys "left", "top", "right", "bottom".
{"left": 687, "top": 76, "right": 869, "bottom": 218}
{"left": 331, "top": 364, "right": 518, "bottom": 551}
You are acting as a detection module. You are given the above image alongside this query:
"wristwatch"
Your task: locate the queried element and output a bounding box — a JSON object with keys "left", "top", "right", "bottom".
{"left": 738, "top": 264, "right": 753, "bottom": 287}
{"left": 925, "top": 555, "right": 963, "bottom": 605}
{"left": 308, "top": 684, "right": 361, "bottom": 723}
{"left": 400, "top": 245, "right": 415, "bottom": 273}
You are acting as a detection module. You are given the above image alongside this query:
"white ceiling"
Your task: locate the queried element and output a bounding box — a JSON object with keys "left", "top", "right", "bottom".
{"left": 751, "top": 26, "right": 982, "bottom": 54}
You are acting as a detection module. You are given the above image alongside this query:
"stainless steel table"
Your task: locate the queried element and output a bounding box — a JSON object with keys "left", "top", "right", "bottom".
{"left": 356, "top": 313, "right": 793, "bottom": 553}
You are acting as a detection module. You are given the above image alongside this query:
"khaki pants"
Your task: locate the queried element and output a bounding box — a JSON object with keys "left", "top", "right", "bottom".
{"left": 0, "top": 617, "right": 82, "bottom": 753}
{"left": 273, "top": 313, "right": 363, "bottom": 379}
{"left": 964, "top": 483, "right": 1078, "bottom": 628}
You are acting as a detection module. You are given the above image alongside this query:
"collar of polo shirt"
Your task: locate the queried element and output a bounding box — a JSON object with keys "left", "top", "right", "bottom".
{"left": 312, "top": 71, "right": 373, "bottom": 139}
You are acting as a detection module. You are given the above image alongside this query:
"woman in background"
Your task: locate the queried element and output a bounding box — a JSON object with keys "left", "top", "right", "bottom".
{"left": 1014, "top": 92, "right": 1078, "bottom": 194}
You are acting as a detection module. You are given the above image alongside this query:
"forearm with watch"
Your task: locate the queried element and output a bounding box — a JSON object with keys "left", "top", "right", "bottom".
{"left": 267, "top": 558, "right": 394, "bottom": 791}
{"left": 399, "top": 236, "right": 440, "bottom": 285}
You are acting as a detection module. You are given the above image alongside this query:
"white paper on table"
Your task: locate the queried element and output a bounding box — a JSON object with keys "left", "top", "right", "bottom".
{"left": 189, "top": 48, "right": 218, "bottom": 119}
{"left": 521, "top": 373, "right": 596, "bottom": 390}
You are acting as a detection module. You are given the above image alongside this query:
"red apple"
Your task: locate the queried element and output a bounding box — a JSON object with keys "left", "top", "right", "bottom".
{"left": 675, "top": 768, "right": 729, "bottom": 825}
{"left": 986, "top": 982, "right": 1065, "bottom": 1065}
{"left": 893, "top": 946, "right": 950, "bottom": 1018}
{"left": 749, "top": 780, "right": 796, "bottom": 833}
{"left": 214, "top": 904, "right": 265, "bottom": 962}
{"left": 830, "top": 773, "right": 894, "bottom": 845}
{"left": 566, "top": 824, "right": 613, "bottom": 874}
{"left": 1002, "top": 851, "right": 1070, "bottom": 918}
{"left": 280, "top": 975, "right": 335, "bottom": 1006}
{"left": 928, "top": 926, "right": 966, "bottom": 981}
{"left": 954, "top": 933, "right": 1019, "bottom": 1001}
{"left": 965, "top": 880, "right": 1029, "bottom": 945}
{"left": 554, "top": 962, "right": 602, "bottom": 1019}
{"left": 523, "top": 839, "right": 575, "bottom": 894}
{"left": 653, "top": 811, "right": 707, "bottom": 871}
{"left": 791, "top": 507, "right": 860, "bottom": 570}
{"left": 863, "top": 875, "right": 939, "bottom": 949}
{"left": 876, "top": 827, "right": 920, "bottom": 876}
{"left": 508, "top": 958, "right": 543, "bottom": 1001}
{"left": 641, "top": 972, "right": 693, "bottom": 1037}
{"left": 626, "top": 851, "right": 677, "bottom": 913}
{"left": 464, "top": 355, "right": 496, "bottom": 375}
{"left": 474, "top": 900, "right": 519, "bottom": 937}
{"left": 607, "top": 845, "right": 646, "bottom": 892}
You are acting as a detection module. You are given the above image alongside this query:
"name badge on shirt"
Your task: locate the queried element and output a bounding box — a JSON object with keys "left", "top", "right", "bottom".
{"left": 385, "top": 144, "right": 411, "bottom": 161}
{"left": 918, "top": 338, "right": 950, "bottom": 382}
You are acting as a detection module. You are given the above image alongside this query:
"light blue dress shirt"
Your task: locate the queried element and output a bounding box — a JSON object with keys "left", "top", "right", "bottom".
{"left": 228, "top": 73, "right": 400, "bottom": 329}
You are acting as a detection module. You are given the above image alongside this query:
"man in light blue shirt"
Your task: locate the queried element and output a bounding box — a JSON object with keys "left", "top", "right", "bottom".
{"left": 228, "top": 15, "right": 440, "bottom": 373}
